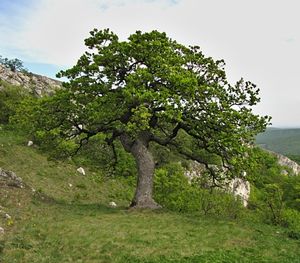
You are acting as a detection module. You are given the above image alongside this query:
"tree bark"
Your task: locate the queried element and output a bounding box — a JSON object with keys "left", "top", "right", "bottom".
{"left": 120, "top": 133, "right": 160, "bottom": 209}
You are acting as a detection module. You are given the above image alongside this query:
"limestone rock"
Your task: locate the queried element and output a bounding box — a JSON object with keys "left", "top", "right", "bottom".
{"left": 268, "top": 150, "right": 300, "bottom": 175}
{"left": 184, "top": 161, "right": 206, "bottom": 181}
{"left": 229, "top": 178, "right": 251, "bottom": 207}
{"left": 109, "top": 201, "right": 117, "bottom": 208}
{"left": 76, "top": 167, "right": 86, "bottom": 176}
{"left": 0, "top": 227, "right": 4, "bottom": 235}
{"left": 27, "top": 140, "right": 34, "bottom": 147}
{"left": 5, "top": 213, "right": 11, "bottom": 219}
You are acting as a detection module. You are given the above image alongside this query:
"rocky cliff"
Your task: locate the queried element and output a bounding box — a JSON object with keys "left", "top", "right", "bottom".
{"left": 0, "top": 64, "right": 61, "bottom": 96}
{"left": 267, "top": 150, "right": 300, "bottom": 175}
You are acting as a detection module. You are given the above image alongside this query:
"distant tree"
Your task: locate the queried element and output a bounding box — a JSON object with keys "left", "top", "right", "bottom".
{"left": 16, "top": 29, "right": 270, "bottom": 209}
{"left": 0, "top": 55, "right": 26, "bottom": 72}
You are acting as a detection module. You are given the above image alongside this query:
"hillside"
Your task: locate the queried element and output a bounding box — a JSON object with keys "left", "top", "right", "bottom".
{"left": 1, "top": 65, "right": 300, "bottom": 262}
{"left": 0, "top": 64, "right": 61, "bottom": 96}
{"left": 256, "top": 128, "right": 300, "bottom": 155}
{"left": 1, "top": 129, "right": 300, "bottom": 262}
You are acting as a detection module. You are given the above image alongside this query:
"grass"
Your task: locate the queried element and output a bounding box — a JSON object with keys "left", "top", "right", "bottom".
{"left": 1, "top": 128, "right": 300, "bottom": 262}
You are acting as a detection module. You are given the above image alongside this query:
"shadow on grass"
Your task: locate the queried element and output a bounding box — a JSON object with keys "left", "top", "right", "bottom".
{"left": 31, "top": 191, "right": 129, "bottom": 216}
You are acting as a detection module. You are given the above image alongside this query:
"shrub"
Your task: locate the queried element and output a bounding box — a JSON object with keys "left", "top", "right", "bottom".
{"left": 263, "top": 184, "right": 284, "bottom": 224}
{"left": 281, "top": 209, "right": 300, "bottom": 239}
{"left": 154, "top": 163, "right": 190, "bottom": 212}
{"left": 154, "top": 162, "right": 244, "bottom": 218}
{"left": 0, "top": 83, "right": 30, "bottom": 124}
{"left": 246, "top": 147, "right": 300, "bottom": 225}
{"left": 282, "top": 176, "right": 300, "bottom": 211}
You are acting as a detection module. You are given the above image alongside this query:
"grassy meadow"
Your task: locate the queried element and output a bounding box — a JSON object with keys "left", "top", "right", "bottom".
{"left": 1, "top": 129, "right": 300, "bottom": 262}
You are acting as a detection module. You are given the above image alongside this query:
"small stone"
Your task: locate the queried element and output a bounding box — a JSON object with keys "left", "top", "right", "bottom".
{"left": 27, "top": 140, "right": 34, "bottom": 147}
{"left": 77, "top": 167, "right": 86, "bottom": 176}
{"left": 0, "top": 227, "right": 4, "bottom": 235}
{"left": 109, "top": 201, "right": 117, "bottom": 208}
{"left": 68, "top": 183, "right": 73, "bottom": 187}
{"left": 5, "top": 213, "right": 11, "bottom": 219}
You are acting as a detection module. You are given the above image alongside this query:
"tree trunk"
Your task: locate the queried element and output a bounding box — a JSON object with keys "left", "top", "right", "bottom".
{"left": 120, "top": 133, "right": 160, "bottom": 209}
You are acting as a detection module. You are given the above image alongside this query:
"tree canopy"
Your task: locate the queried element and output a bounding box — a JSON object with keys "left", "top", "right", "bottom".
{"left": 17, "top": 29, "right": 270, "bottom": 208}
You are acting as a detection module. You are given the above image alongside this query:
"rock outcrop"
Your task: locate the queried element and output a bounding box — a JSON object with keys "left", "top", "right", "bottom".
{"left": 184, "top": 149, "right": 300, "bottom": 207}
{"left": 0, "top": 168, "right": 24, "bottom": 188}
{"left": 0, "top": 64, "right": 61, "bottom": 96}
{"left": 267, "top": 150, "right": 300, "bottom": 175}
{"left": 185, "top": 161, "right": 251, "bottom": 207}
{"left": 228, "top": 178, "right": 250, "bottom": 207}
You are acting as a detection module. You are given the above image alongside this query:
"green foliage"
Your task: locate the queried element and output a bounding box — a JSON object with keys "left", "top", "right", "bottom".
{"left": 154, "top": 163, "right": 189, "bottom": 211}
{"left": 112, "top": 141, "right": 137, "bottom": 177}
{"left": 281, "top": 209, "right": 300, "bottom": 240}
{"left": 15, "top": 28, "right": 269, "bottom": 182}
{"left": 247, "top": 147, "right": 300, "bottom": 232}
{"left": 282, "top": 176, "right": 300, "bottom": 210}
{"left": 246, "top": 147, "right": 283, "bottom": 186}
{"left": 262, "top": 184, "right": 284, "bottom": 224}
{"left": 154, "top": 162, "right": 244, "bottom": 218}
{"left": 0, "top": 82, "right": 30, "bottom": 124}
{"left": 150, "top": 141, "right": 188, "bottom": 168}
{"left": 71, "top": 134, "right": 116, "bottom": 171}
{"left": 281, "top": 209, "right": 300, "bottom": 239}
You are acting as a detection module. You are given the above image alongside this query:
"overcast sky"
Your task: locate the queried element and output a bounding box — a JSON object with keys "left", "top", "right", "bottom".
{"left": 0, "top": 0, "right": 299, "bottom": 127}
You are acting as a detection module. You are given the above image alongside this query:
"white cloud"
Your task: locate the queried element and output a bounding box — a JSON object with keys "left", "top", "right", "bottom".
{"left": 1, "top": 0, "right": 182, "bottom": 65}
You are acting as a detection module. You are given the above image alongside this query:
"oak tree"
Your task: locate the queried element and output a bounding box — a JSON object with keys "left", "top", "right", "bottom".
{"left": 20, "top": 29, "right": 270, "bottom": 208}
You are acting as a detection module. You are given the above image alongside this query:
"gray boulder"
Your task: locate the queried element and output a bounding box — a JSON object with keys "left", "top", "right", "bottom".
{"left": 0, "top": 168, "right": 24, "bottom": 188}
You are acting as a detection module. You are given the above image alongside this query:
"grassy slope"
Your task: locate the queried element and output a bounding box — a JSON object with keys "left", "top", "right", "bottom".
{"left": 1, "top": 129, "right": 300, "bottom": 263}
{"left": 256, "top": 128, "right": 300, "bottom": 155}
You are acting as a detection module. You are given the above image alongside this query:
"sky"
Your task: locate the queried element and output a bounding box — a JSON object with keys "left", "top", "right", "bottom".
{"left": 0, "top": 0, "right": 300, "bottom": 127}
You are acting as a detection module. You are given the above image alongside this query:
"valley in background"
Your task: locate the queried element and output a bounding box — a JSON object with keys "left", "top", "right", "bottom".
{"left": 256, "top": 128, "right": 300, "bottom": 163}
